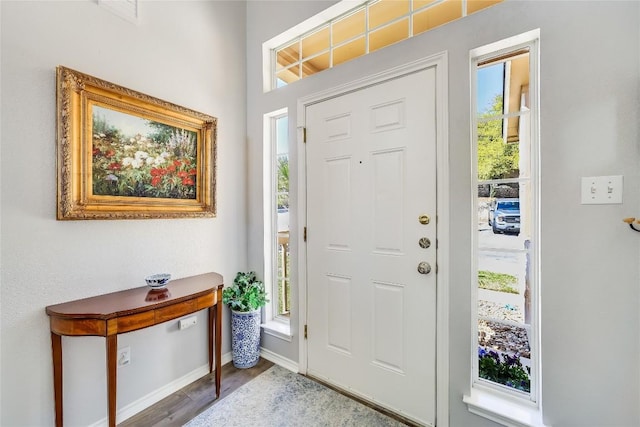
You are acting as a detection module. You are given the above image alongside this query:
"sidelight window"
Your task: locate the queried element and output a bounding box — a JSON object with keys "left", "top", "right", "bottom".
{"left": 465, "top": 29, "right": 545, "bottom": 426}
{"left": 262, "top": 109, "right": 292, "bottom": 340}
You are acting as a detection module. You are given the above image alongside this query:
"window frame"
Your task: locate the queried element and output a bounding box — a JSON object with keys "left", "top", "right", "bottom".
{"left": 464, "top": 29, "right": 546, "bottom": 427}
{"left": 262, "top": 108, "right": 292, "bottom": 341}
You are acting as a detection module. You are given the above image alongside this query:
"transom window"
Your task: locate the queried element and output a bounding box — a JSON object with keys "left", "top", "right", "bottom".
{"left": 268, "top": 0, "right": 503, "bottom": 89}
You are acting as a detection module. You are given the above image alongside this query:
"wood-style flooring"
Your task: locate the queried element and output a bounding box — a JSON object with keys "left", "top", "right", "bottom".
{"left": 119, "top": 358, "right": 274, "bottom": 427}
{"left": 119, "top": 357, "right": 415, "bottom": 427}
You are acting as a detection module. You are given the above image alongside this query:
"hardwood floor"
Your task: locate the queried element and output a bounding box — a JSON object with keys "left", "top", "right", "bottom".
{"left": 119, "top": 358, "right": 274, "bottom": 427}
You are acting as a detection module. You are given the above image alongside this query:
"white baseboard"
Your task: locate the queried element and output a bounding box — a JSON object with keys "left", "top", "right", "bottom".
{"left": 88, "top": 352, "right": 233, "bottom": 427}
{"left": 260, "top": 347, "right": 299, "bottom": 373}
{"left": 220, "top": 351, "right": 233, "bottom": 366}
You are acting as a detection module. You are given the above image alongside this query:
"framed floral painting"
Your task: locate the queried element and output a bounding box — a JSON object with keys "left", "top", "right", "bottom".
{"left": 56, "top": 66, "right": 217, "bottom": 220}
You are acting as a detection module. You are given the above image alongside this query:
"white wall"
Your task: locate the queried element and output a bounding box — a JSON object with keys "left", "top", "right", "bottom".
{"left": 0, "top": 1, "right": 247, "bottom": 426}
{"left": 246, "top": 0, "right": 336, "bottom": 364}
{"left": 246, "top": 1, "right": 640, "bottom": 426}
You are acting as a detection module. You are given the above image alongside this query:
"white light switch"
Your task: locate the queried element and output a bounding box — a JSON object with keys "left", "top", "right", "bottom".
{"left": 581, "top": 175, "right": 623, "bottom": 204}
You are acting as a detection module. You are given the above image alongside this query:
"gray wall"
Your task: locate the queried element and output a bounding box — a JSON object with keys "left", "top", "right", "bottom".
{"left": 246, "top": 1, "right": 640, "bottom": 426}
{"left": 0, "top": 1, "right": 247, "bottom": 425}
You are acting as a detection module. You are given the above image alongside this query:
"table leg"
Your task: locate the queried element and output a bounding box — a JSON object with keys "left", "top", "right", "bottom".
{"left": 106, "top": 335, "right": 117, "bottom": 427}
{"left": 51, "top": 332, "right": 63, "bottom": 427}
{"left": 215, "top": 293, "right": 222, "bottom": 398}
{"left": 208, "top": 306, "right": 214, "bottom": 374}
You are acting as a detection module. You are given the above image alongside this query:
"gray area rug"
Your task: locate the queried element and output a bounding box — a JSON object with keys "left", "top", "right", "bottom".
{"left": 184, "top": 365, "right": 406, "bottom": 426}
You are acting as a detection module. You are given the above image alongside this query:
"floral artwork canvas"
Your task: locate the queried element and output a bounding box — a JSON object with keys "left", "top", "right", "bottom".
{"left": 91, "top": 106, "right": 198, "bottom": 200}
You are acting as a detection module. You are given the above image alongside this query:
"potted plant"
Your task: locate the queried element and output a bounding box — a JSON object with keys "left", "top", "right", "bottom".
{"left": 222, "top": 271, "right": 268, "bottom": 368}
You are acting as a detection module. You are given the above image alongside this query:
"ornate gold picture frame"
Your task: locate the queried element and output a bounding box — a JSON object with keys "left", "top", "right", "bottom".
{"left": 56, "top": 66, "right": 217, "bottom": 220}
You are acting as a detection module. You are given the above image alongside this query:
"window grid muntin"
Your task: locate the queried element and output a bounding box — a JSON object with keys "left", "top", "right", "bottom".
{"left": 471, "top": 42, "right": 539, "bottom": 403}
{"left": 329, "top": 20, "right": 334, "bottom": 71}
{"left": 477, "top": 110, "right": 529, "bottom": 123}
{"left": 479, "top": 177, "right": 531, "bottom": 185}
{"left": 271, "top": 0, "right": 503, "bottom": 88}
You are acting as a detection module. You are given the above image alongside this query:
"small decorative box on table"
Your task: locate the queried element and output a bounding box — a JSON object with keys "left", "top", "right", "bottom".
{"left": 45, "top": 272, "right": 224, "bottom": 427}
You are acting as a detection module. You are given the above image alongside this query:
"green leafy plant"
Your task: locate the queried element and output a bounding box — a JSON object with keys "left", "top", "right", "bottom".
{"left": 478, "top": 347, "right": 530, "bottom": 392}
{"left": 477, "top": 94, "right": 520, "bottom": 181}
{"left": 222, "top": 271, "right": 269, "bottom": 312}
{"left": 478, "top": 270, "right": 518, "bottom": 294}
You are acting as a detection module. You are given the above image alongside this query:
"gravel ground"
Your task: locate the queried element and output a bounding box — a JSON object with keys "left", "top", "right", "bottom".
{"left": 478, "top": 300, "right": 530, "bottom": 358}
{"left": 478, "top": 300, "right": 523, "bottom": 323}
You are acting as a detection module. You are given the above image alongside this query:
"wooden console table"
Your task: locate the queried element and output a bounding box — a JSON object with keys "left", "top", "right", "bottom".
{"left": 45, "top": 272, "right": 224, "bottom": 427}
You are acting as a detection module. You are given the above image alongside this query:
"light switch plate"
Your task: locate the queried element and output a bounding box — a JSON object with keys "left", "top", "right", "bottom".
{"left": 581, "top": 175, "right": 623, "bottom": 204}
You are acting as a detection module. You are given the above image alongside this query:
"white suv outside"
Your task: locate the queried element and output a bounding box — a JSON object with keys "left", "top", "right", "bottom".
{"left": 488, "top": 198, "right": 520, "bottom": 234}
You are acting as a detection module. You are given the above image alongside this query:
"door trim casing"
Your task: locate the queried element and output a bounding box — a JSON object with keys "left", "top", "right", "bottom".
{"left": 297, "top": 52, "right": 450, "bottom": 427}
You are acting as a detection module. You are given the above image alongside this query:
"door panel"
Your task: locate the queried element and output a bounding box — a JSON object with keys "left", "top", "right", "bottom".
{"left": 372, "top": 149, "right": 405, "bottom": 254}
{"left": 327, "top": 274, "right": 352, "bottom": 354}
{"left": 306, "top": 67, "right": 437, "bottom": 425}
{"left": 325, "top": 158, "right": 353, "bottom": 250}
{"left": 372, "top": 281, "right": 404, "bottom": 372}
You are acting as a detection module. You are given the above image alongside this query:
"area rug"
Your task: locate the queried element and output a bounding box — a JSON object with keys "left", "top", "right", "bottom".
{"left": 184, "top": 365, "right": 406, "bottom": 427}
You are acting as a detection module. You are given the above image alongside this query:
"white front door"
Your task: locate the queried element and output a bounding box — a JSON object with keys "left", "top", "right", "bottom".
{"left": 305, "top": 67, "right": 438, "bottom": 426}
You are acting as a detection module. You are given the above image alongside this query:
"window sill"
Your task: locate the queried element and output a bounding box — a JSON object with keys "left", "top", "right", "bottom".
{"left": 261, "top": 320, "right": 292, "bottom": 342}
{"left": 463, "top": 388, "right": 548, "bottom": 427}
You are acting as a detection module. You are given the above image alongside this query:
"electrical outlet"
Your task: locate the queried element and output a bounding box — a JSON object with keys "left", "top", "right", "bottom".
{"left": 117, "top": 347, "right": 131, "bottom": 367}
{"left": 179, "top": 316, "right": 197, "bottom": 330}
